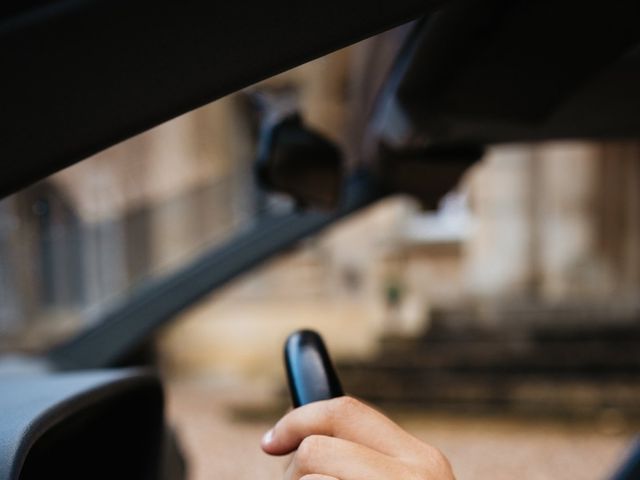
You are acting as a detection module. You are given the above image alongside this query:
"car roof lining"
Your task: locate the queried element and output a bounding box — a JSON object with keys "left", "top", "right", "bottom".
{"left": 4, "top": 1, "right": 640, "bottom": 199}
{"left": 0, "top": 0, "right": 441, "bottom": 198}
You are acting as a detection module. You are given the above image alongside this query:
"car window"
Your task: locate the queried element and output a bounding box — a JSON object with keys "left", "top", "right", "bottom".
{"left": 0, "top": 95, "right": 257, "bottom": 353}
{"left": 0, "top": 43, "right": 359, "bottom": 355}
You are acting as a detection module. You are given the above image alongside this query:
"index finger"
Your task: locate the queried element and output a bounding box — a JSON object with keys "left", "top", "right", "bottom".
{"left": 261, "top": 396, "right": 426, "bottom": 459}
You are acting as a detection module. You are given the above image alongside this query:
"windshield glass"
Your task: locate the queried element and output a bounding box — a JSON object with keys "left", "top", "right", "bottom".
{"left": 0, "top": 24, "right": 390, "bottom": 355}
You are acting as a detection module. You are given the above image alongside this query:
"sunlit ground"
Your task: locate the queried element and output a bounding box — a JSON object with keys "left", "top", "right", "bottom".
{"left": 166, "top": 381, "right": 635, "bottom": 480}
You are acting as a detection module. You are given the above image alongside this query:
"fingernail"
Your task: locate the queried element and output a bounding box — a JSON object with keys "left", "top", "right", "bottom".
{"left": 262, "top": 428, "right": 275, "bottom": 445}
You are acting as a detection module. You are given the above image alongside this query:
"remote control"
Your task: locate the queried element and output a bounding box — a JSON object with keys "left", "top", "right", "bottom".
{"left": 284, "top": 329, "right": 344, "bottom": 407}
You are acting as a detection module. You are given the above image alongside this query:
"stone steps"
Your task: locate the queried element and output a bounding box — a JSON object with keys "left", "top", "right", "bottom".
{"left": 337, "top": 310, "right": 640, "bottom": 416}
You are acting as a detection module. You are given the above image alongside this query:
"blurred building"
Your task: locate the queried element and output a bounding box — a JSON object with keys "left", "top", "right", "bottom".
{"left": 466, "top": 143, "right": 640, "bottom": 308}
{"left": 0, "top": 95, "right": 255, "bottom": 350}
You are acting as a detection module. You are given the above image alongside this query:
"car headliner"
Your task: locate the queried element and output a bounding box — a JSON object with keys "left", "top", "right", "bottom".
{"left": 0, "top": 0, "right": 440, "bottom": 198}
{"left": 3, "top": 1, "right": 640, "bottom": 199}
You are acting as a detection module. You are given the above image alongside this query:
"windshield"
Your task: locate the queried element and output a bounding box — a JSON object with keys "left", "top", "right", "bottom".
{"left": 3, "top": 4, "right": 640, "bottom": 479}
{"left": 1, "top": 24, "right": 638, "bottom": 480}
{"left": 0, "top": 41, "right": 363, "bottom": 354}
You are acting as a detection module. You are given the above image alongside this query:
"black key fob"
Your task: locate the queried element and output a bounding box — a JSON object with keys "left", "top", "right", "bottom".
{"left": 284, "top": 329, "right": 344, "bottom": 407}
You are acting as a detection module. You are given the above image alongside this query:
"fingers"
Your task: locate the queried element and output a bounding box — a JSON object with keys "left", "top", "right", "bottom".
{"left": 299, "top": 476, "right": 339, "bottom": 480}
{"left": 262, "top": 396, "right": 425, "bottom": 458}
{"left": 284, "top": 434, "right": 414, "bottom": 480}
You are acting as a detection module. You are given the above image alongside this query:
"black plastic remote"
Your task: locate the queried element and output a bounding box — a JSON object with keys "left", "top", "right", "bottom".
{"left": 284, "top": 329, "right": 344, "bottom": 407}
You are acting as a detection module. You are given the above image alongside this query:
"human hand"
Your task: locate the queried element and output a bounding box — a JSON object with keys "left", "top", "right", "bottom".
{"left": 261, "top": 396, "right": 455, "bottom": 480}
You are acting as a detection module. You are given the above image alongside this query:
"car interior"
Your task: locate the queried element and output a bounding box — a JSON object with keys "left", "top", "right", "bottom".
{"left": 1, "top": 1, "right": 640, "bottom": 479}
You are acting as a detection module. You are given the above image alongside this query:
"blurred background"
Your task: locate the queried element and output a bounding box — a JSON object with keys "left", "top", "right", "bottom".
{"left": 1, "top": 28, "right": 639, "bottom": 480}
